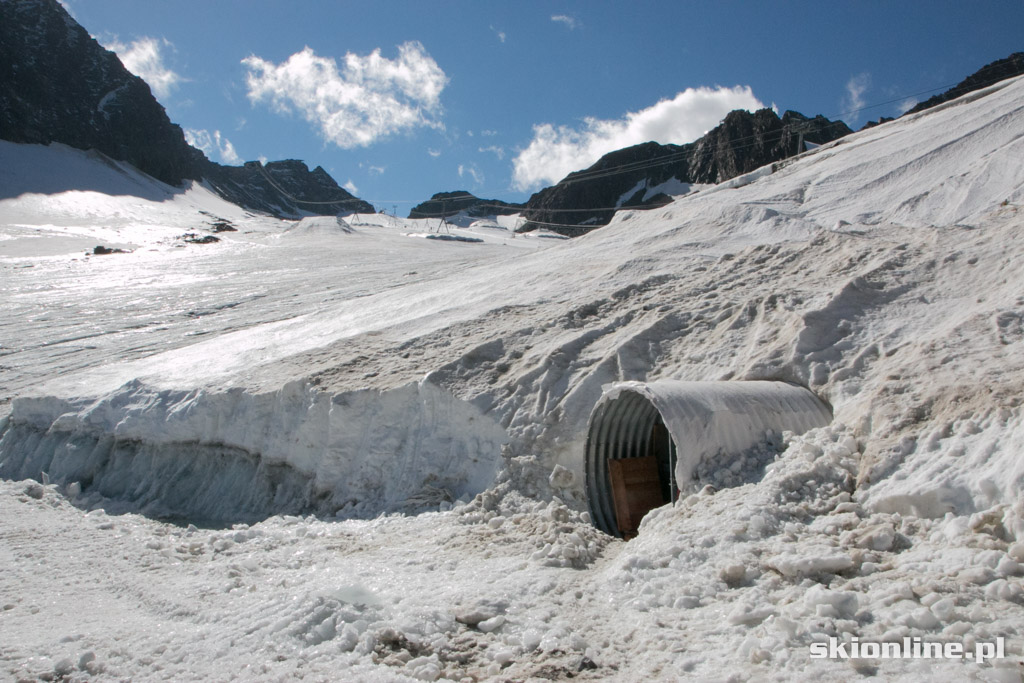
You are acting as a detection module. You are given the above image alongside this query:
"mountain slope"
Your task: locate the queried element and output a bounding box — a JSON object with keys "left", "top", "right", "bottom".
{"left": 0, "top": 0, "right": 203, "bottom": 186}
{"left": 4, "top": 74, "right": 1022, "bottom": 517}
{"left": 205, "top": 160, "right": 376, "bottom": 217}
{"left": 0, "top": 0, "right": 372, "bottom": 218}
{"left": 520, "top": 50, "right": 1024, "bottom": 236}
{"left": 906, "top": 51, "right": 1024, "bottom": 115}
{"left": 521, "top": 108, "right": 852, "bottom": 234}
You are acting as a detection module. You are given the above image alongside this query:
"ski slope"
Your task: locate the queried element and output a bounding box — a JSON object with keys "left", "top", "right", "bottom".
{"left": 1, "top": 76, "right": 1023, "bottom": 681}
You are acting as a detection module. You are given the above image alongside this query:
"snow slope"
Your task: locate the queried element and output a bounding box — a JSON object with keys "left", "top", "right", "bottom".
{"left": 1, "top": 76, "right": 1024, "bottom": 681}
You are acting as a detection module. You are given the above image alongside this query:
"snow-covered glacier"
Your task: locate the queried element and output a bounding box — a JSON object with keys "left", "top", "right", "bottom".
{"left": 2, "top": 76, "right": 1024, "bottom": 681}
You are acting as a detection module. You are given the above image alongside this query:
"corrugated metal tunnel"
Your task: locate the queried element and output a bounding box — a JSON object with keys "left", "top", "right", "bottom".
{"left": 584, "top": 380, "right": 833, "bottom": 538}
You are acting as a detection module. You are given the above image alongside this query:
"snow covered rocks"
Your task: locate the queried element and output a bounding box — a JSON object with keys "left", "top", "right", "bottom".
{"left": 456, "top": 488, "right": 610, "bottom": 570}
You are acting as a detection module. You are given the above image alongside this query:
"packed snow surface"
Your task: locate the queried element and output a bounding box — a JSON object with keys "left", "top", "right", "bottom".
{"left": 1, "top": 76, "right": 1024, "bottom": 681}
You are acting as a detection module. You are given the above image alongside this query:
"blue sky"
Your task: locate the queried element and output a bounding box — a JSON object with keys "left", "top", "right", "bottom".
{"left": 62, "top": 0, "right": 1023, "bottom": 211}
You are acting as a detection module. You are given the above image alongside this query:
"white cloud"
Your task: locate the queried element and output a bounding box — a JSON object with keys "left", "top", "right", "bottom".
{"left": 427, "top": 148, "right": 442, "bottom": 158}
{"left": 551, "top": 15, "right": 579, "bottom": 30}
{"left": 105, "top": 37, "right": 183, "bottom": 99}
{"left": 343, "top": 179, "right": 359, "bottom": 195}
{"left": 185, "top": 128, "right": 241, "bottom": 165}
{"left": 243, "top": 42, "right": 448, "bottom": 149}
{"left": 897, "top": 97, "right": 918, "bottom": 115}
{"left": 511, "top": 85, "right": 763, "bottom": 191}
{"left": 843, "top": 72, "right": 871, "bottom": 121}
{"left": 479, "top": 145, "right": 505, "bottom": 160}
{"left": 219, "top": 138, "right": 241, "bottom": 165}
{"left": 490, "top": 25, "right": 507, "bottom": 43}
{"left": 458, "top": 163, "right": 484, "bottom": 186}
{"left": 368, "top": 165, "right": 386, "bottom": 175}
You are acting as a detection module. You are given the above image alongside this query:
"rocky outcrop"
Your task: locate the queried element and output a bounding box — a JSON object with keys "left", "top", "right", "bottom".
{"left": 205, "top": 161, "right": 375, "bottom": 218}
{"left": 408, "top": 191, "right": 525, "bottom": 219}
{"left": 0, "top": 0, "right": 204, "bottom": 186}
{"left": 691, "top": 110, "right": 849, "bottom": 183}
{"left": 521, "top": 109, "right": 851, "bottom": 235}
{"left": 520, "top": 142, "right": 685, "bottom": 232}
{"left": 0, "top": 0, "right": 373, "bottom": 219}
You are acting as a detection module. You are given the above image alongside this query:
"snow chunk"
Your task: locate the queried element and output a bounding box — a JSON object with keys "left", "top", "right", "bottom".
{"left": 803, "top": 585, "right": 859, "bottom": 619}
{"left": 766, "top": 547, "right": 855, "bottom": 578}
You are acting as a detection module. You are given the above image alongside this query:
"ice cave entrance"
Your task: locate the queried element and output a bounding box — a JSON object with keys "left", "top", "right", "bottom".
{"left": 584, "top": 380, "right": 833, "bottom": 538}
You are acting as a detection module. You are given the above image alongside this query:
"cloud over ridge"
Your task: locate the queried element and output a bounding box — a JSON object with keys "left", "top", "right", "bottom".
{"left": 185, "top": 128, "right": 240, "bottom": 165}
{"left": 843, "top": 72, "right": 871, "bottom": 123}
{"left": 105, "top": 36, "right": 182, "bottom": 99}
{"left": 511, "top": 85, "right": 763, "bottom": 191}
{"left": 243, "top": 42, "right": 448, "bottom": 149}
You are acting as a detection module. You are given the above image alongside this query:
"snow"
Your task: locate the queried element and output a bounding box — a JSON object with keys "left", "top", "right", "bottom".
{"left": 615, "top": 177, "right": 697, "bottom": 208}
{"left": 1, "top": 75, "right": 1024, "bottom": 681}
{"left": 96, "top": 84, "right": 129, "bottom": 119}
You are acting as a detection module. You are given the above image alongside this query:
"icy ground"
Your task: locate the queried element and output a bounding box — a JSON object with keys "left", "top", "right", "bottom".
{"left": 2, "top": 76, "right": 1024, "bottom": 681}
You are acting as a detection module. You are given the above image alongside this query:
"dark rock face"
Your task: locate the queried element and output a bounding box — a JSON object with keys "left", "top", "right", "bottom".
{"left": 0, "top": 0, "right": 372, "bottom": 219}
{"left": 521, "top": 142, "right": 685, "bottom": 232}
{"left": 522, "top": 109, "right": 851, "bottom": 235}
{"left": 903, "top": 52, "right": 1024, "bottom": 117}
{"left": 689, "top": 109, "right": 850, "bottom": 183}
{"left": 205, "top": 161, "right": 375, "bottom": 218}
{"left": 0, "top": 0, "right": 204, "bottom": 186}
{"left": 408, "top": 191, "right": 525, "bottom": 219}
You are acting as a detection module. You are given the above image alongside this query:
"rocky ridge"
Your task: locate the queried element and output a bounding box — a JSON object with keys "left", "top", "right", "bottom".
{"left": 905, "top": 52, "right": 1024, "bottom": 116}
{"left": 519, "top": 52, "right": 1024, "bottom": 236}
{"left": 521, "top": 109, "right": 852, "bottom": 235}
{"left": 205, "top": 161, "right": 375, "bottom": 218}
{"left": 408, "top": 191, "right": 525, "bottom": 219}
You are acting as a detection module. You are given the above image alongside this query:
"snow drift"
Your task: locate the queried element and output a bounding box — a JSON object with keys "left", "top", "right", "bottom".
{"left": 0, "top": 378, "right": 507, "bottom": 522}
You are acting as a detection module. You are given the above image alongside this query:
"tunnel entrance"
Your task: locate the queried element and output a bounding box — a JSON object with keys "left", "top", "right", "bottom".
{"left": 584, "top": 380, "right": 833, "bottom": 538}
{"left": 606, "top": 414, "right": 675, "bottom": 539}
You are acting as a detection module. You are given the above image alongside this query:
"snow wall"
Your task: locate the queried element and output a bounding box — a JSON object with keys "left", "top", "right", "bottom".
{"left": 584, "top": 380, "right": 833, "bottom": 535}
{"left": 0, "top": 378, "right": 507, "bottom": 523}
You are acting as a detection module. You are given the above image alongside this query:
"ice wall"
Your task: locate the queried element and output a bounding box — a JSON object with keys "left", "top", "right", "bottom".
{"left": 0, "top": 378, "right": 507, "bottom": 522}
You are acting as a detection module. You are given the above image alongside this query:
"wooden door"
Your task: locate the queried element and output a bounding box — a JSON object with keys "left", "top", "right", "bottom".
{"left": 608, "top": 456, "right": 666, "bottom": 539}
